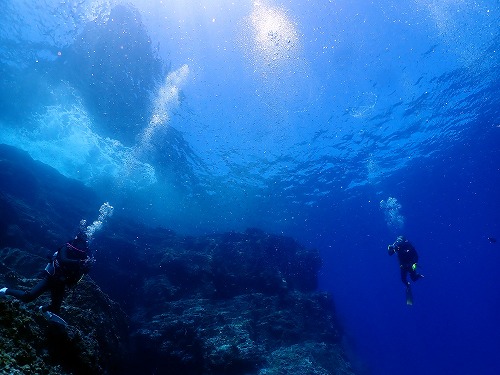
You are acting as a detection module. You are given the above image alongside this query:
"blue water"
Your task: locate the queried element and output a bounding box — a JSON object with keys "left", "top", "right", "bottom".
{"left": 1, "top": 1, "right": 500, "bottom": 374}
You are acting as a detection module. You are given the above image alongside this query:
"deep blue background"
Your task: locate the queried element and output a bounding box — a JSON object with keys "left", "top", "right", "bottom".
{"left": 1, "top": 1, "right": 500, "bottom": 374}
{"left": 315, "top": 128, "right": 500, "bottom": 374}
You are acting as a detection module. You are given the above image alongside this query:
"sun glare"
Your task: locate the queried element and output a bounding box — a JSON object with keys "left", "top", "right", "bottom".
{"left": 249, "top": 1, "right": 300, "bottom": 65}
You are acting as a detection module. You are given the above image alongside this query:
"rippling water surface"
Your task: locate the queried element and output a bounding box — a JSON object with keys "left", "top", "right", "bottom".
{"left": 1, "top": 1, "right": 500, "bottom": 374}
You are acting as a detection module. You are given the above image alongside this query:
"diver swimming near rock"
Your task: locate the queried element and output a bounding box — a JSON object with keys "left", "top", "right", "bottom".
{"left": 0, "top": 203, "right": 113, "bottom": 325}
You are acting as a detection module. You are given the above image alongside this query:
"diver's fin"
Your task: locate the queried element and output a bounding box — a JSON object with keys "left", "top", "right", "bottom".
{"left": 406, "top": 285, "right": 413, "bottom": 306}
{"left": 47, "top": 312, "right": 67, "bottom": 326}
{"left": 40, "top": 306, "right": 67, "bottom": 326}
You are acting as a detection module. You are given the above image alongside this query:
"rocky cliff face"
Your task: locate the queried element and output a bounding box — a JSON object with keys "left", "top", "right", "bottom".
{"left": 0, "top": 144, "right": 355, "bottom": 375}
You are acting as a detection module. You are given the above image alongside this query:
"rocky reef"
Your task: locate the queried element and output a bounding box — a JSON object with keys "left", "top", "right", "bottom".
{"left": 0, "top": 144, "right": 355, "bottom": 374}
{"left": 0, "top": 257, "right": 128, "bottom": 374}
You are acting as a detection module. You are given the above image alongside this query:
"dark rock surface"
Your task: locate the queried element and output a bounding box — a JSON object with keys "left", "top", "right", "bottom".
{"left": 0, "top": 143, "right": 355, "bottom": 375}
{"left": 0, "top": 249, "right": 128, "bottom": 374}
{"left": 0, "top": 144, "right": 102, "bottom": 252}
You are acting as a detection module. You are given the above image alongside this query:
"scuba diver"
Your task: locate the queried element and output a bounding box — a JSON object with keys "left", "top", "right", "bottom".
{"left": 0, "top": 230, "right": 94, "bottom": 325}
{"left": 388, "top": 235, "right": 424, "bottom": 305}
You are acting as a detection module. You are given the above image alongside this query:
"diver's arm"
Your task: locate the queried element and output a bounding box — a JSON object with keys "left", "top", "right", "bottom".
{"left": 58, "top": 245, "right": 83, "bottom": 266}
{"left": 388, "top": 244, "right": 396, "bottom": 255}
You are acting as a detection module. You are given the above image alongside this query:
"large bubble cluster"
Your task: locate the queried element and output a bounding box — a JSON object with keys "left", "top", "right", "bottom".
{"left": 139, "top": 64, "right": 190, "bottom": 149}
{"left": 380, "top": 197, "right": 405, "bottom": 230}
{"left": 82, "top": 202, "right": 114, "bottom": 240}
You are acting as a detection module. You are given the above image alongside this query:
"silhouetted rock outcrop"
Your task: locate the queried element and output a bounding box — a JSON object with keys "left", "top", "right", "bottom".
{"left": 0, "top": 143, "right": 355, "bottom": 375}
{"left": 0, "top": 249, "right": 128, "bottom": 375}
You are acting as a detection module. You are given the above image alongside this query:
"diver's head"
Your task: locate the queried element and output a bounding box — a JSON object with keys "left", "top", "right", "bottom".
{"left": 79, "top": 219, "right": 87, "bottom": 232}
{"left": 395, "top": 235, "right": 406, "bottom": 244}
{"left": 71, "top": 231, "right": 89, "bottom": 250}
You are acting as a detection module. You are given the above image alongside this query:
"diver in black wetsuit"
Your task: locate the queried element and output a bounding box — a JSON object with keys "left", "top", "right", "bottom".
{"left": 388, "top": 235, "right": 423, "bottom": 305}
{"left": 0, "top": 231, "right": 93, "bottom": 317}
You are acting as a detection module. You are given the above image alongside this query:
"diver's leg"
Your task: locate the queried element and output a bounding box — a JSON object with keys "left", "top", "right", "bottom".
{"left": 410, "top": 270, "right": 423, "bottom": 282}
{"left": 46, "top": 280, "right": 65, "bottom": 314}
{"left": 400, "top": 268, "right": 409, "bottom": 286}
{"left": 5, "top": 276, "right": 50, "bottom": 303}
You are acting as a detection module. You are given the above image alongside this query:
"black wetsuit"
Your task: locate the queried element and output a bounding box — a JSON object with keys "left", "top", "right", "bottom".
{"left": 388, "top": 239, "right": 421, "bottom": 286}
{"left": 5, "top": 236, "right": 91, "bottom": 313}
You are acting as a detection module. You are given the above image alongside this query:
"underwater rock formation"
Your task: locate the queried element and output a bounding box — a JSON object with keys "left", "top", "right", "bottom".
{"left": 0, "top": 144, "right": 102, "bottom": 251}
{"left": 0, "top": 248, "right": 128, "bottom": 375}
{"left": 96, "top": 226, "right": 350, "bottom": 374}
{"left": 0, "top": 143, "right": 355, "bottom": 375}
